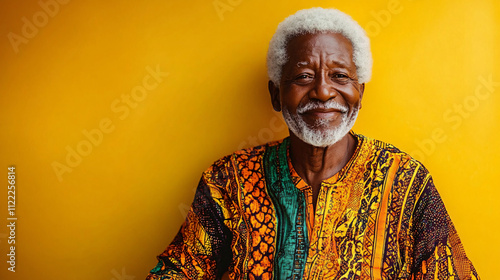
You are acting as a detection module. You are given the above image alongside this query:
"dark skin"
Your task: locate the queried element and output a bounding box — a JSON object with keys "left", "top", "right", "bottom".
{"left": 268, "top": 32, "right": 365, "bottom": 210}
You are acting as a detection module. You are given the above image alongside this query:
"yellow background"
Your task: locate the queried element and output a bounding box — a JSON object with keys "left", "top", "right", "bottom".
{"left": 1, "top": 0, "right": 498, "bottom": 279}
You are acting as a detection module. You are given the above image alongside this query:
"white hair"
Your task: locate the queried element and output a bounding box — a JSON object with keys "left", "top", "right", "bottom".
{"left": 267, "top": 7, "right": 372, "bottom": 85}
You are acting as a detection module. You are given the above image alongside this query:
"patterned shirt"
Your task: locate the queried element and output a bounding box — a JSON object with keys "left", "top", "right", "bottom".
{"left": 146, "top": 132, "right": 479, "bottom": 279}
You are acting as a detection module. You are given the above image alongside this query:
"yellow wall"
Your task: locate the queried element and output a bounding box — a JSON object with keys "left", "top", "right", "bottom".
{"left": 0, "top": 0, "right": 498, "bottom": 279}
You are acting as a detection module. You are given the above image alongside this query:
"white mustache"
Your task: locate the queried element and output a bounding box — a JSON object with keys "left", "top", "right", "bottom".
{"left": 297, "top": 100, "right": 348, "bottom": 114}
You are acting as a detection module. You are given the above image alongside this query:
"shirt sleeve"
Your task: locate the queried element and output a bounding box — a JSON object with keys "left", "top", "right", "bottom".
{"left": 410, "top": 176, "right": 480, "bottom": 279}
{"left": 145, "top": 164, "right": 233, "bottom": 280}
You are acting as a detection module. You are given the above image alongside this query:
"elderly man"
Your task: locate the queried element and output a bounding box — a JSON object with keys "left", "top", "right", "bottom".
{"left": 146, "top": 7, "right": 479, "bottom": 280}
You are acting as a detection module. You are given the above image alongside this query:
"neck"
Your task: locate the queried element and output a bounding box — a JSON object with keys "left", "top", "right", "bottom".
{"left": 289, "top": 131, "right": 357, "bottom": 186}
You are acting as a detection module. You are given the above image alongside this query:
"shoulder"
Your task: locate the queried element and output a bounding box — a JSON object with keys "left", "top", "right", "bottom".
{"left": 355, "top": 132, "right": 430, "bottom": 174}
{"left": 354, "top": 132, "right": 433, "bottom": 195}
{"left": 355, "top": 132, "right": 413, "bottom": 160}
{"left": 355, "top": 132, "right": 440, "bottom": 217}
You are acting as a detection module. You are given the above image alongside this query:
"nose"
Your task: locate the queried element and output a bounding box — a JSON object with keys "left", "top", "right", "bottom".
{"left": 310, "top": 73, "right": 336, "bottom": 102}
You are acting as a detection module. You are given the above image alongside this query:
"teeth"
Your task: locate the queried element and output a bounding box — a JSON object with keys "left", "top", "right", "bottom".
{"left": 297, "top": 101, "right": 348, "bottom": 114}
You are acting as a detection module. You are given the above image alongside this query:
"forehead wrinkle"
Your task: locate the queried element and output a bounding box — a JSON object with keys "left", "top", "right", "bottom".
{"left": 291, "top": 48, "right": 354, "bottom": 69}
{"left": 292, "top": 56, "right": 354, "bottom": 72}
{"left": 326, "top": 59, "right": 352, "bottom": 70}
{"left": 321, "top": 49, "right": 353, "bottom": 66}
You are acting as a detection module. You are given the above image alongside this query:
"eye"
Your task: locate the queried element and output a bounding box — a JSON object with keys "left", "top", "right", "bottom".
{"left": 293, "top": 73, "right": 314, "bottom": 84}
{"left": 331, "top": 73, "right": 351, "bottom": 84}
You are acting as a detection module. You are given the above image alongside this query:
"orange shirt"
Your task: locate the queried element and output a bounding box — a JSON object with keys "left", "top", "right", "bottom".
{"left": 146, "top": 131, "right": 479, "bottom": 279}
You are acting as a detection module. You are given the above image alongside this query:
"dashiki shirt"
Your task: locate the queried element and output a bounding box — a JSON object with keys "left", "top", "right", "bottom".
{"left": 146, "top": 131, "right": 479, "bottom": 280}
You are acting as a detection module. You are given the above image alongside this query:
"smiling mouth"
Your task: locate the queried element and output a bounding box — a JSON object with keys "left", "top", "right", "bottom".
{"left": 301, "top": 108, "right": 345, "bottom": 118}
{"left": 296, "top": 100, "right": 349, "bottom": 115}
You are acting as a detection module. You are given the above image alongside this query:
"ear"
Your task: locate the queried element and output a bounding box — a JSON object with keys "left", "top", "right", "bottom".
{"left": 268, "top": 80, "right": 281, "bottom": 112}
{"left": 359, "top": 83, "right": 365, "bottom": 109}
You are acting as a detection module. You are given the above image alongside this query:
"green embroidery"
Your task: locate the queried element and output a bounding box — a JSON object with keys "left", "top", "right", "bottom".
{"left": 264, "top": 138, "right": 308, "bottom": 279}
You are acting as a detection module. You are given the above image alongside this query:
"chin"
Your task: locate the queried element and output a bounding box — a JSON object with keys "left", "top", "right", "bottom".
{"left": 301, "top": 128, "right": 348, "bottom": 147}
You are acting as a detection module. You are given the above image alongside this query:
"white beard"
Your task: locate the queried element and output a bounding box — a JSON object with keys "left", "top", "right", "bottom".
{"left": 282, "top": 100, "right": 359, "bottom": 147}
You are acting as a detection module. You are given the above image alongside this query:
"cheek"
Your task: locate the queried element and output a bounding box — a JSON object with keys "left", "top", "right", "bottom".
{"left": 280, "top": 86, "right": 308, "bottom": 111}
{"left": 341, "top": 86, "right": 362, "bottom": 106}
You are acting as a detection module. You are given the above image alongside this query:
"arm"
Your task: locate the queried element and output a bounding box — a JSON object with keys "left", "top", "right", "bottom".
{"left": 410, "top": 177, "right": 479, "bottom": 280}
{"left": 146, "top": 166, "right": 233, "bottom": 280}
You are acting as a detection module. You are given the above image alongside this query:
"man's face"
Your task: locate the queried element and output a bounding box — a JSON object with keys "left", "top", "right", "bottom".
{"left": 269, "top": 32, "right": 365, "bottom": 147}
